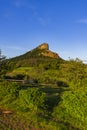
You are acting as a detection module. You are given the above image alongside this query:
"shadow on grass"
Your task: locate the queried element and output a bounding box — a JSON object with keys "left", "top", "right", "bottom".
{"left": 40, "top": 87, "right": 70, "bottom": 112}
{"left": 20, "top": 81, "right": 70, "bottom": 113}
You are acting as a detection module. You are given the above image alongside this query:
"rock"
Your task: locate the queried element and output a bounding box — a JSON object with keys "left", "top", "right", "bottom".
{"left": 42, "top": 50, "right": 59, "bottom": 58}
{"left": 38, "top": 43, "right": 49, "bottom": 50}
{"left": 2, "top": 110, "right": 13, "bottom": 114}
{"left": 38, "top": 43, "right": 59, "bottom": 58}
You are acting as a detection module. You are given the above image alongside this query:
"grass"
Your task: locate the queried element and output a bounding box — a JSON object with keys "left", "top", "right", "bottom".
{"left": 0, "top": 79, "right": 87, "bottom": 130}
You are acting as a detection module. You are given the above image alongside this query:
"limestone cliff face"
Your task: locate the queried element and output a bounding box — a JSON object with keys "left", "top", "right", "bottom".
{"left": 38, "top": 43, "right": 49, "bottom": 50}
{"left": 42, "top": 50, "right": 58, "bottom": 58}
{"left": 38, "top": 43, "right": 59, "bottom": 58}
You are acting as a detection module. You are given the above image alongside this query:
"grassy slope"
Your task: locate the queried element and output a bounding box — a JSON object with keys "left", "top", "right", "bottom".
{"left": 1, "top": 47, "right": 87, "bottom": 129}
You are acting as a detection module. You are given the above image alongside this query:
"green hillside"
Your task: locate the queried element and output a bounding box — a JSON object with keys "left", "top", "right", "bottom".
{"left": 0, "top": 43, "right": 87, "bottom": 130}
{"left": 4, "top": 43, "right": 63, "bottom": 70}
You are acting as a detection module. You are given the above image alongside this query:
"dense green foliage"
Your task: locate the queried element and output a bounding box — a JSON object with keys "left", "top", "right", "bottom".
{"left": 53, "top": 90, "right": 87, "bottom": 129}
{"left": 19, "top": 88, "right": 47, "bottom": 112}
{"left": 0, "top": 81, "right": 20, "bottom": 100}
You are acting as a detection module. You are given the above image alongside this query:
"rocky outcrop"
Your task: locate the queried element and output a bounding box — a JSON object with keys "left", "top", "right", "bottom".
{"left": 38, "top": 43, "right": 49, "bottom": 50}
{"left": 42, "top": 50, "right": 58, "bottom": 58}
{"left": 38, "top": 43, "right": 59, "bottom": 58}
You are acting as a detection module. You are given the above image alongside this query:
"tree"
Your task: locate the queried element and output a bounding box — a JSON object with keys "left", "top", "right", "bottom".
{"left": 59, "top": 58, "right": 86, "bottom": 86}
{"left": 0, "top": 49, "right": 6, "bottom": 61}
{"left": 0, "top": 49, "right": 7, "bottom": 78}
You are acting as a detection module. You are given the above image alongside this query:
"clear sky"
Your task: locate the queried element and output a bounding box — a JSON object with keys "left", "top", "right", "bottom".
{"left": 0, "top": 0, "right": 87, "bottom": 61}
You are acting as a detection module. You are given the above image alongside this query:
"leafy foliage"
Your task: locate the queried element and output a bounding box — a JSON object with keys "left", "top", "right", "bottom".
{"left": 53, "top": 89, "right": 87, "bottom": 129}
{"left": 0, "top": 81, "right": 20, "bottom": 100}
{"left": 19, "top": 88, "right": 47, "bottom": 112}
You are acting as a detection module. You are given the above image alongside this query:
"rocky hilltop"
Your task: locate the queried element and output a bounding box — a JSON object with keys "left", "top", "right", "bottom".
{"left": 9, "top": 42, "right": 60, "bottom": 63}
{"left": 38, "top": 43, "right": 49, "bottom": 50}
{"left": 5, "top": 42, "right": 62, "bottom": 69}
{"left": 37, "top": 43, "right": 59, "bottom": 58}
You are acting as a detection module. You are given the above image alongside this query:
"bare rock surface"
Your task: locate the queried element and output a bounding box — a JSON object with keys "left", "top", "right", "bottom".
{"left": 38, "top": 43, "right": 59, "bottom": 58}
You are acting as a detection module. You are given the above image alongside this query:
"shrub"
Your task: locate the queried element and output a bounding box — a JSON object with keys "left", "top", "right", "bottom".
{"left": 53, "top": 90, "right": 87, "bottom": 129}
{"left": 56, "top": 80, "right": 69, "bottom": 87}
{"left": 0, "top": 81, "right": 20, "bottom": 100}
{"left": 19, "top": 88, "right": 47, "bottom": 112}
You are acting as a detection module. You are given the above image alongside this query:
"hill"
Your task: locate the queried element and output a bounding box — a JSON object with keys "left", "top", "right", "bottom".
{"left": 1, "top": 43, "right": 65, "bottom": 82}
{"left": 13, "top": 43, "right": 59, "bottom": 59}
{"left": 5, "top": 43, "right": 64, "bottom": 69}
{"left": 0, "top": 43, "right": 87, "bottom": 130}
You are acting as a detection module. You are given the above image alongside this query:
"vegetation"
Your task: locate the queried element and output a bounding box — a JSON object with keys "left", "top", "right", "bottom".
{"left": 0, "top": 46, "right": 87, "bottom": 129}
{"left": 0, "top": 49, "right": 6, "bottom": 61}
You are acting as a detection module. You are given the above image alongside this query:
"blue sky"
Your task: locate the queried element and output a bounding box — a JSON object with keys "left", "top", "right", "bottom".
{"left": 0, "top": 0, "right": 87, "bottom": 61}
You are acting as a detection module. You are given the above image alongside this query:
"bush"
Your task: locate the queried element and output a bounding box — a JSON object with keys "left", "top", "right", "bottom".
{"left": 19, "top": 88, "right": 47, "bottom": 112}
{"left": 56, "top": 80, "right": 69, "bottom": 87}
{"left": 0, "top": 81, "right": 20, "bottom": 100}
{"left": 53, "top": 90, "right": 87, "bottom": 129}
